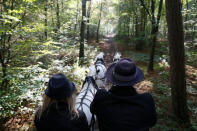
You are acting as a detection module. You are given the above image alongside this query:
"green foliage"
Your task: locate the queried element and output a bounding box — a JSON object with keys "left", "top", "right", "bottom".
{"left": 126, "top": 51, "right": 160, "bottom": 63}
{"left": 185, "top": 42, "right": 197, "bottom": 67}
{"left": 0, "top": 37, "right": 98, "bottom": 121}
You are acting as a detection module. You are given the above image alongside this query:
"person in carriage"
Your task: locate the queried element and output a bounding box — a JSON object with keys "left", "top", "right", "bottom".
{"left": 90, "top": 58, "right": 157, "bottom": 131}
{"left": 34, "top": 73, "right": 89, "bottom": 131}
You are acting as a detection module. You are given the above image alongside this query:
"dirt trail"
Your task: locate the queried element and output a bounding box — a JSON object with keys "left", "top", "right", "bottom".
{"left": 98, "top": 36, "right": 133, "bottom": 66}
{"left": 99, "top": 37, "right": 118, "bottom": 67}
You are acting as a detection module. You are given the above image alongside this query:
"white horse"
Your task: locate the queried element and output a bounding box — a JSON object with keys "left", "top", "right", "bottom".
{"left": 113, "top": 52, "right": 121, "bottom": 63}
{"left": 75, "top": 52, "right": 107, "bottom": 125}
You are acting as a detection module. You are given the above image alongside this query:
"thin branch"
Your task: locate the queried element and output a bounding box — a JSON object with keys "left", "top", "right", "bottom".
{"left": 139, "top": 0, "right": 151, "bottom": 18}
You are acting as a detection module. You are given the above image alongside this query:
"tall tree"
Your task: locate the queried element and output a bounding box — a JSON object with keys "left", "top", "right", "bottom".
{"left": 135, "top": 5, "right": 147, "bottom": 50}
{"left": 148, "top": 0, "right": 163, "bottom": 71}
{"left": 87, "top": 0, "right": 92, "bottom": 41}
{"left": 139, "top": 0, "right": 163, "bottom": 71}
{"left": 74, "top": 0, "right": 80, "bottom": 31}
{"left": 56, "top": 0, "right": 60, "bottom": 30}
{"left": 96, "top": 2, "right": 103, "bottom": 43}
{"left": 0, "top": 0, "right": 27, "bottom": 90}
{"left": 44, "top": 0, "right": 48, "bottom": 39}
{"left": 79, "top": 0, "right": 88, "bottom": 59}
{"left": 165, "top": 0, "right": 191, "bottom": 127}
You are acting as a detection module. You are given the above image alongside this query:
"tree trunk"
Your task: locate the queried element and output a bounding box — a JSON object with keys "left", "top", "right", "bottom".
{"left": 135, "top": 7, "right": 146, "bottom": 51}
{"left": 44, "top": 0, "right": 48, "bottom": 39}
{"left": 1, "top": 63, "right": 8, "bottom": 90}
{"left": 87, "top": 0, "right": 92, "bottom": 41}
{"left": 74, "top": 0, "right": 80, "bottom": 31}
{"left": 61, "top": 0, "right": 64, "bottom": 13}
{"left": 79, "top": 0, "right": 87, "bottom": 59}
{"left": 96, "top": 3, "right": 103, "bottom": 43}
{"left": 51, "top": 2, "right": 55, "bottom": 33}
{"left": 185, "top": 0, "right": 189, "bottom": 30}
{"left": 148, "top": 0, "right": 163, "bottom": 71}
{"left": 56, "top": 0, "right": 60, "bottom": 30}
{"left": 127, "top": 17, "right": 130, "bottom": 38}
{"left": 184, "top": 0, "right": 189, "bottom": 40}
{"left": 165, "top": 0, "right": 191, "bottom": 127}
{"left": 0, "top": 0, "right": 14, "bottom": 90}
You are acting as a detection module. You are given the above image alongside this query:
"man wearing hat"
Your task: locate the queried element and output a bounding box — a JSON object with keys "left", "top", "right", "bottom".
{"left": 90, "top": 58, "right": 157, "bottom": 131}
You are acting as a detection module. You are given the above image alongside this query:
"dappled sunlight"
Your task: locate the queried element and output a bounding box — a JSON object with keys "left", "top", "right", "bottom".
{"left": 186, "top": 65, "right": 197, "bottom": 96}
{"left": 134, "top": 80, "right": 154, "bottom": 94}
{"left": 186, "top": 65, "right": 197, "bottom": 84}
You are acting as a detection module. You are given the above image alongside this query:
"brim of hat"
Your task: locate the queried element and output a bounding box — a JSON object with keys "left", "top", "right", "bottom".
{"left": 45, "top": 81, "right": 75, "bottom": 99}
{"left": 106, "top": 63, "right": 144, "bottom": 86}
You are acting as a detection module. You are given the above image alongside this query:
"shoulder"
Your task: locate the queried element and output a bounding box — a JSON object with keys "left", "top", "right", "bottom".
{"left": 138, "top": 93, "right": 156, "bottom": 106}
{"left": 90, "top": 89, "right": 108, "bottom": 113}
{"left": 96, "top": 88, "right": 108, "bottom": 96}
{"left": 73, "top": 110, "right": 88, "bottom": 123}
{"left": 94, "top": 88, "right": 108, "bottom": 100}
{"left": 78, "top": 110, "right": 87, "bottom": 119}
{"left": 141, "top": 93, "right": 154, "bottom": 100}
{"left": 72, "top": 111, "right": 89, "bottom": 130}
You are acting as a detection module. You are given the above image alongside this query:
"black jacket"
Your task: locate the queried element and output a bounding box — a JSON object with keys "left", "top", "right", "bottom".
{"left": 90, "top": 86, "right": 157, "bottom": 131}
{"left": 34, "top": 102, "right": 89, "bottom": 131}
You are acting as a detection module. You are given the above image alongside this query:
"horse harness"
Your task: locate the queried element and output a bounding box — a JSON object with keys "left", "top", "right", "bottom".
{"left": 94, "top": 58, "right": 106, "bottom": 84}
{"left": 76, "top": 76, "right": 98, "bottom": 111}
{"left": 77, "top": 58, "right": 106, "bottom": 131}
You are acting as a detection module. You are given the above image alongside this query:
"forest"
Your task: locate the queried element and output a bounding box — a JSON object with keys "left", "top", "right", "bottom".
{"left": 0, "top": 0, "right": 197, "bottom": 130}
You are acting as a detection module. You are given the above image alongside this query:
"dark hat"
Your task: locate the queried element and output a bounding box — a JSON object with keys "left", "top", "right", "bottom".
{"left": 45, "top": 73, "right": 75, "bottom": 99}
{"left": 106, "top": 58, "right": 144, "bottom": 86}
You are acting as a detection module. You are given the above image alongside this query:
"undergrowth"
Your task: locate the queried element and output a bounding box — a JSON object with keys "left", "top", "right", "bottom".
{"left": 0, "top": 36, "right": 99, "bottom": 129}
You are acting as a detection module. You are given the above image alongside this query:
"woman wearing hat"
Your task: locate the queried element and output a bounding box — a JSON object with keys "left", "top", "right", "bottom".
{"left": 34, "top": 73, "right": 89, "bottom": 131}
{"left": 90, "top": 58, "right": 157, "bottom": 131}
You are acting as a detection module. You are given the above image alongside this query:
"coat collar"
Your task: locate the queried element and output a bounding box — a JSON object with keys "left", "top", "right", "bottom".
{"left": 109, "top": 86, "right": 137, "bottom": 96}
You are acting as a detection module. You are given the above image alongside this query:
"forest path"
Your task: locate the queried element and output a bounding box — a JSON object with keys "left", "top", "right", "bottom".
{"left": 97, "top": 36, "right": 132, "bottom": 66}
{"left": 100, "top": 36, "right": 118, "bottom": 67}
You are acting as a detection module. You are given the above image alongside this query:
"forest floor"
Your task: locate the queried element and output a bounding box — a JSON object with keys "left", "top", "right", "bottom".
{"left": 2, "top": 37, "right": 197, "bottom": 130}
{"left": 90, "top": 36, "right": 197, "bottom": 130}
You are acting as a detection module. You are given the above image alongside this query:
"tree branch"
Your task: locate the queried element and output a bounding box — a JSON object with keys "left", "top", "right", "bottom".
{"left": 139, "top": 0, "right": 151, "bottom": 18}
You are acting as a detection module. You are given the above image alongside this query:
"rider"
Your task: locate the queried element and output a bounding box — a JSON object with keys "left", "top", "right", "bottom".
{"left": 90, "top": 58, "right": 157, "bottom": 131}
{"left": 34, "top": 73, "right": 89, "bottom": 131}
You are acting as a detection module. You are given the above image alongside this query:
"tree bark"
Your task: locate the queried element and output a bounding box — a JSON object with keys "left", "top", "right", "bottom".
{"left": 96, "top": 2, "right": 103, "bottom": 43}
{"left": 86, "top": 0, "right": 92, "bottom": 41}
{"left": 74, "top": 0, "right": 80, "bottom": 31}
{"left": 44, "top": 0, "right": 48, "bottom": 39}
{"left": 50, "top": 2, "right": 55, "bottom": 33}
{"left": 56, "top": 0, "right": 60, "bottom": 30}
{"left": 135, "top": 7, "right": 146, "bottom": 51}
{"left": 61, "top": 0, "right": 64, "bottom": 13}
{"left": 148, "top": 0, "right": 163, "bottom": 71}
{"left": 165, "top": 0, "right": 191, "bottom": 127}
{"left": 79, "top": 0, "right": 87, "bottom": 59}
{"left": 0, "top": 0, "right": 15, "bottom": 90}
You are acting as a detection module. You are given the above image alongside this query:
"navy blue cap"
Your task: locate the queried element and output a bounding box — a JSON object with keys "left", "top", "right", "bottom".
{"left": 45, "top": 73, "right": 75, "bottom": 99}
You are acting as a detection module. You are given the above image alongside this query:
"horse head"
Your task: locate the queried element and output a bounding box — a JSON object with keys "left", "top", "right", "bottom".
{"left": 113, "top": 52, "right": 121, "bottom": 63}
{"left": 87, "top": 52, "right": 106, "bottom": 88}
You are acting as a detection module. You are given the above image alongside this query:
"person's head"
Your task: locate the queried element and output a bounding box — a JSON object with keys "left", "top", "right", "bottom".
{"left": 106, "top": 58, "right": 144, "bottom": 87}
{"left": 37, "top": 73, "right": 77, "bottom": 119}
